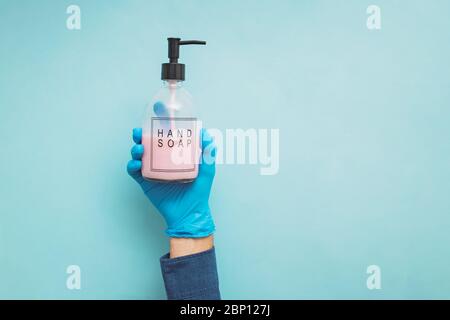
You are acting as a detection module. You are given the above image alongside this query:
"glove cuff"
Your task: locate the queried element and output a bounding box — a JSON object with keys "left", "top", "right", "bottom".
{"left": 165, "top": 209, "right": 215, "bottom": 238}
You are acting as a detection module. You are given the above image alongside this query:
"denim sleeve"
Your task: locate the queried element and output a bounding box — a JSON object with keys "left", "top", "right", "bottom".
{"left": 160, "top": 247, "right": 221, "bottom": 300}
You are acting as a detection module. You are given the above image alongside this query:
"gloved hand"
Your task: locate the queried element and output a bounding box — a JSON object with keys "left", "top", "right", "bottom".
{"left": 127, "top": 127, "right": 216, "bottom": 238}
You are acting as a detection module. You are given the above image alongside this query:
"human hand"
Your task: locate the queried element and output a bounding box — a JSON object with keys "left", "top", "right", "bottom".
{"left": 127, "top": 127, "right": 216, "bottom": 238}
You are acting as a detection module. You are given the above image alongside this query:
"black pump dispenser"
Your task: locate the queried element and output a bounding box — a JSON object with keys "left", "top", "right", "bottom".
{"left": 161, "top": 38, "right": 206, "bottom": 81}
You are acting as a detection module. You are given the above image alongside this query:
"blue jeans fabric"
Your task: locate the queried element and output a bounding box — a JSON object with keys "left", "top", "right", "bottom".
{"left": 160, "top": 247, "right": 221, "bottom": 300}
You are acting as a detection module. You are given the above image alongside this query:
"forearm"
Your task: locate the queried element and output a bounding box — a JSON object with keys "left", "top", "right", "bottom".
{"left": 160, "top": 236, "right": 221, "bottom": 300}
{"left": 170, "top": 235, "right": 214, "bottom": 258}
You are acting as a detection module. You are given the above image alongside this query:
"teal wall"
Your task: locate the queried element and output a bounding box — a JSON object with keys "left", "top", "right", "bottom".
{"left": 1, "top": 0, "right": 449, "bottom": 299}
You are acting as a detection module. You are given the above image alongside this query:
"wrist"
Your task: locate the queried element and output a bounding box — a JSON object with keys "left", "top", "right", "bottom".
{"left": 169, "top": 235, "right": 214, "bottom": 258}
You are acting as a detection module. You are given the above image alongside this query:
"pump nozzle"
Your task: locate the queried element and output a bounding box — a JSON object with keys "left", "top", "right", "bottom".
{"left": 162, "top": 37, "right": 206, "bottom": 81}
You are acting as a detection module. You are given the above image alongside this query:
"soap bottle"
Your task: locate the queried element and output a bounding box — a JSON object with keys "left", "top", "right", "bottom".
{"left": 141, "top": 38, "right": 206, "bottom": 182}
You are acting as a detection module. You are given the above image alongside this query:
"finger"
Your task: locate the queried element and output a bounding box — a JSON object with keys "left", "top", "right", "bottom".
{"left": 127, "top": 159, "right": 143, "bottom": 181}
{"left": 131, "top": 144, "right": 144, "bottom": 160}
{"left": 133, "top": 128, "right": 142, "bottom": 144}
{"left": 201, "top": 128, "right": 214, "bottom": 152}
{"left": 153, "top": 101, "right": 168, "bottom": 117}
{"left": 201, "top": 142, "right": 217, "bottom": 169}
{"left": 199, "top": 129, "right": 216, "bottom": 177}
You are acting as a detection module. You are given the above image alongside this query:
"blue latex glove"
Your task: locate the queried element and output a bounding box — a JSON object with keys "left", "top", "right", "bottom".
{"left": 127, "top": 127, "right": 216, "bottom": 238}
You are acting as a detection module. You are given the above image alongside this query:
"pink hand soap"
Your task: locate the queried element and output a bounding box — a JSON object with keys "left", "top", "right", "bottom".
{"left": 141, "top": 38, "right": 206, "bottom": 183}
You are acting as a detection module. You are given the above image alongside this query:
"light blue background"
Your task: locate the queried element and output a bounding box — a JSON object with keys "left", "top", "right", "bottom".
{"left": 1, "top": 0, "right": 449, "bottom": 299}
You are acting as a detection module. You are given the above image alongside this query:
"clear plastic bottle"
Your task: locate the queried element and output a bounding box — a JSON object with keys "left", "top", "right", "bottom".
{"left": 141, "top": 38, "right": 206, "bottom": 182}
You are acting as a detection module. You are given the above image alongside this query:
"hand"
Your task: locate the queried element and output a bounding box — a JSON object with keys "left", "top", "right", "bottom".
{"left": 127, "top": 127, "right": 217, "bottom": 238}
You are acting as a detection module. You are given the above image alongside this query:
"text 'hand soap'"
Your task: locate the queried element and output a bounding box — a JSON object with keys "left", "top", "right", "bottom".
{"left": 141, "top": 38, "right": 206, "bottom": 182}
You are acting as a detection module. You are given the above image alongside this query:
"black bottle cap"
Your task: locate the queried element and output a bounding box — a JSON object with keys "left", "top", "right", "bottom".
{"left": 161, "top": 38, "right": 206, "bottom": 81}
